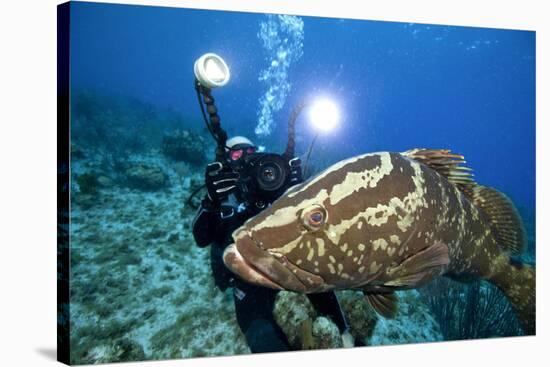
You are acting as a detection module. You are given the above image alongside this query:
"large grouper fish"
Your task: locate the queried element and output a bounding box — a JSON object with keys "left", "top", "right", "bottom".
{"left": 223, "top": 149, "right": 535, "bottom": 334}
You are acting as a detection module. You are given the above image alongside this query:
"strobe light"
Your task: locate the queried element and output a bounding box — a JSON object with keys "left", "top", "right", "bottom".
{"left": 194, "top": 53, "right": 231, "bottom": 88}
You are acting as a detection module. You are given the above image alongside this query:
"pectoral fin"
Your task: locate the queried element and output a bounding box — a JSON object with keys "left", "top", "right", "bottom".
{"left": 364, "top": 292, "right": 398, "bottom": 319}
{"left": 385, "top": 241, "right": 450, "bottom": 288}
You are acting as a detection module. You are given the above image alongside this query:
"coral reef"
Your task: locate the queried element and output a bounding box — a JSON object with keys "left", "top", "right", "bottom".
{"left": 161, "top": 129, "right": 208, "bottom": 165}
{"left": 338, "top": 290, "right": 378, "bottom": 344}
{"left": 172, "top": 161, "right": 205, "bottom": 215}
{"left": 96, "top": 175, "right": 115, "bottom": 188}
{"left": 273, "top": 292, "right": 316, "bottom": 348}
{"left": 273, "top": 292, "right": 343, "bottom": 350}
{"left": 69, "top": 148, "right": 249, "bottom": 364}
{"left": 73, "top": 171, "right": 111, "bottom": 209}
{"left": 312, "top": 317, "right": 342, "bottom": 349}
{"left": 369, "top": 290, "right": 443, "bottom": 345}
{"left": 57, "top": 160, "right": 70, "bottom": 362}
{"left": 75, "top": 172, "right": 100, "bottom": 196}
{"left": 124, "top": 163, "right": 168, "bottom": 191}
{"left": 83, "top": 338, "right": 145, "bottom": 364}
{"left": 72, "top": 91, "right": 187, "bottom": 155}
{"left": 273, "top": 289, "right": 442, "bottom": 350}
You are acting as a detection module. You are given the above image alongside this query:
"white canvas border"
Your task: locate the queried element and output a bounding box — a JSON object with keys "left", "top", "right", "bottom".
{"left": 0, "top": 1, "right": 546, "bottom": 366}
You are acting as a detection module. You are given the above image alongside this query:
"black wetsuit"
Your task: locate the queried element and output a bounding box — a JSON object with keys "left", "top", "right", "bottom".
{"left": 192, "top": 194, "right": 349, "bottom": 352}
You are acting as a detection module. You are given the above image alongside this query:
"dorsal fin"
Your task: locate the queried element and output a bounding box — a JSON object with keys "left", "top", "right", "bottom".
{"left": 461, "top": 185, "right": 527, "bottom": 256}
{"left": 402, "top": 149, "right": 526, "bottom": 256}
{"left": 401, "top": 148, "right": 476, "bottom": 192}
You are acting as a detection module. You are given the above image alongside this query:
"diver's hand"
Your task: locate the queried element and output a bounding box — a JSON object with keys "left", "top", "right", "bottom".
{"left": 341, "top": 329, "right": 355, "bottom": 348}
{"left": 289, "top": 157, "right": 302, "bottom": 185}
{"left": 205, "top": 162, "right": 239, "bottom": 204}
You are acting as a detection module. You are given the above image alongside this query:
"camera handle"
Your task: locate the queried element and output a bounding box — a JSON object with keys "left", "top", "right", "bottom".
{"left": 195, "top": 80, "right": 228, "bottom": 162}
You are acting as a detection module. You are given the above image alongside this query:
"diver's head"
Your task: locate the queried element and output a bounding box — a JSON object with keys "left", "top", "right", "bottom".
{"left": 225, "top": 136, "right": 257, "bottom": 167}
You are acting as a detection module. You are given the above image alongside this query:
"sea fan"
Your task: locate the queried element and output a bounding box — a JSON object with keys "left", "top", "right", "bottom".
{"left": 420, "top": 278, "right": 522, "bottom": 340}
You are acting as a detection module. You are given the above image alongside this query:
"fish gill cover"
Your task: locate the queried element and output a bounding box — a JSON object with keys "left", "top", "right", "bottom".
{"left": 256, "top": 15, "right": 304, "bottom": 137}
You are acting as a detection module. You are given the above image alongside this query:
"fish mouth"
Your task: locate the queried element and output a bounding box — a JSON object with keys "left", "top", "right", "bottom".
{"left": 222, "top": 230, "right": 309, "bottom": 292}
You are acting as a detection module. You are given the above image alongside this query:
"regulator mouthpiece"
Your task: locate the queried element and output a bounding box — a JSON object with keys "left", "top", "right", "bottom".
{"left": 194, "top": 53, "right": 231, "bottom": 88}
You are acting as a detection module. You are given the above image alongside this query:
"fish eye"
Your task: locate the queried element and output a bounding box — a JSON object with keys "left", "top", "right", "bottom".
{"left": 302, "top": 205, "right": 327, "bottom": 230}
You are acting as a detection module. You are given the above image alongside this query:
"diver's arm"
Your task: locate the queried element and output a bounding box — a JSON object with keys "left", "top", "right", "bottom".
{"left": 192, "top": 197, "right": 222, "bottom": 247}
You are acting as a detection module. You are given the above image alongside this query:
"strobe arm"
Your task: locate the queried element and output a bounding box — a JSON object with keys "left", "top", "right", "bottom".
{"left": 195, "top": 80, "right": 228, "bottom": 162}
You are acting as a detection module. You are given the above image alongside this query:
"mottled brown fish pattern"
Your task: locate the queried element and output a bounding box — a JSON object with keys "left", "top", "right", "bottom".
{"left": 223, "top": 150, "right": 535, "bottom": 334}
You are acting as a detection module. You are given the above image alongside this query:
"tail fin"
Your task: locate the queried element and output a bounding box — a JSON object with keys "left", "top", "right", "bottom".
{"left": 463, "top": 185, "right": 534, "bottom": 334}
{"left": 490, "top": 259, "right": 536, "bottom": 334}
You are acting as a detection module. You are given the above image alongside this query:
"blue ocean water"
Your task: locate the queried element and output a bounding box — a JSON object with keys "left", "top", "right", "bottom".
{"left": 70, "top": 2, "right": 535, "bottom": 212}
{"left": 66, "top": 1, "right": 535, "bottom": 363}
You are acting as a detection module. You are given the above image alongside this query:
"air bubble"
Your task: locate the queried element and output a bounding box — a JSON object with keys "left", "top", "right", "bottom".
{"left": 255, "top": 15, "right": 304, "bottom": 137}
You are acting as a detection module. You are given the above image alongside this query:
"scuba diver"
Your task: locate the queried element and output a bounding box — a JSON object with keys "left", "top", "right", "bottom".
{"left": 192, "top": 135, "right": 354, "bottom": 352}
{"left": 190, "top": 53, "right": 354, "bottom": 352}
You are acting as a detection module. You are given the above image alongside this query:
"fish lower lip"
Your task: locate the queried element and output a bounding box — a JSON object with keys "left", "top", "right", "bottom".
{"left": 223, "top": 244, "right": 284, "bottom": 290}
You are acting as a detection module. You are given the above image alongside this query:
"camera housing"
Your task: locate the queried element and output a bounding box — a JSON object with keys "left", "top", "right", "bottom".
{"left": 235, "top": 153, "right": 292, "bottom": 207}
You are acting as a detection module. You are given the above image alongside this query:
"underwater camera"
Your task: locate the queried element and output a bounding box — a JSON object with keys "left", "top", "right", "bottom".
{"left": 245, "top": 153, "right": 288, "bottom": 192}
{"left": 192, "top": 53, "right": 338, "bottom": 207}
{"left": 234, "top": 152, "right": 301, "bottom": 205}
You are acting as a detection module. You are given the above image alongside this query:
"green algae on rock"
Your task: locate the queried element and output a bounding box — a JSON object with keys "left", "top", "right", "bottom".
{"left": 124, "top": 163, "right": 168, "bottom": 191}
